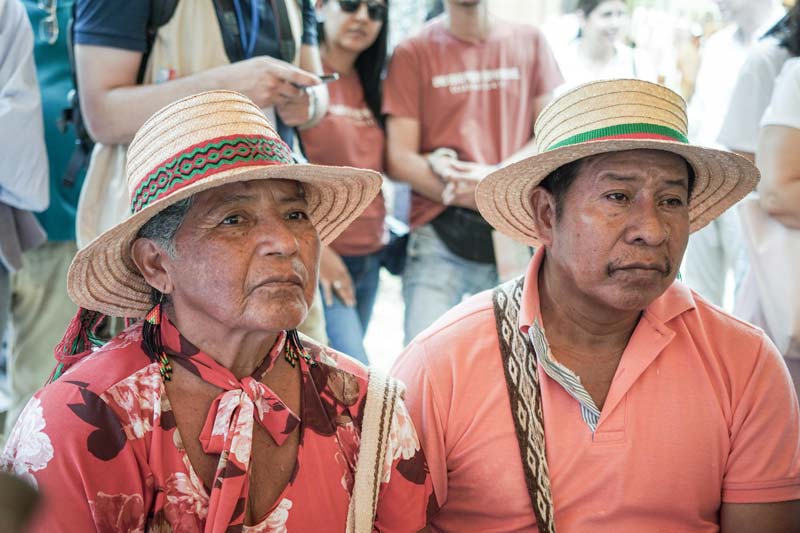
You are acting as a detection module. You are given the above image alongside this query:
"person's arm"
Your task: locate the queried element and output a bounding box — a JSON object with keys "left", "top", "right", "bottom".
{"left": 385, "top": 116, "right": 446, "bottom": 203}
{"left": 756, "top": 124, "right": 800, "bottom": 228}
{"left": 76, "top": 45, "right": 320, "bottom": 145}
{"left": 720, "top": 501, "right": 800, "bottom": 532}
{"left": 0, "top": 0, "right": 48, "bottom": 212}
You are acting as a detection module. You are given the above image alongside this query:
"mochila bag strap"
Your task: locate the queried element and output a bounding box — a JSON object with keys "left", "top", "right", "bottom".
{"left": 493, "top": 276, "right": 556, "bottom": 532}
{"left": 346, "top": 368, "right": 402, "bottom": 533}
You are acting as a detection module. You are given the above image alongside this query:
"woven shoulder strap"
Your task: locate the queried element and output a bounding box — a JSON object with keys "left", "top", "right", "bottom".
{"left": 493, "top": 277, "right": 556, "bottom": 533}
{"left": 346, "top": 368, "right": 402, "bottom": 533}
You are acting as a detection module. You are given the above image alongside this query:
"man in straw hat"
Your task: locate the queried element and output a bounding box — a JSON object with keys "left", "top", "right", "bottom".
{"left": 1, "top": 90, "right": 435, "bottom": 532}
{"left": 392, "top": 79, "right": 800, "bottom": 532}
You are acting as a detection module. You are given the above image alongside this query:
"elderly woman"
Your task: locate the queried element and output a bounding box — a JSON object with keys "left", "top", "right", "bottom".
{"left": 1, "top": 91, "right": 434, "bottom": 532}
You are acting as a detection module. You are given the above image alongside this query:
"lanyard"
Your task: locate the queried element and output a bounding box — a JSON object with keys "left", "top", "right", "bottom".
{"left": 232, "top": 0, "right": 260, "bottom": 59}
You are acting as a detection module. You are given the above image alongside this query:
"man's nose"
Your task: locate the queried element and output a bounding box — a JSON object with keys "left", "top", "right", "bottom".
{"left": 625, "top": 199, "right": 669, "bottom": 246}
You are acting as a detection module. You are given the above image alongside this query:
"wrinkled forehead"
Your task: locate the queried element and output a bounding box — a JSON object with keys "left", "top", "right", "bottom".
{"left": 191, "top": 179, "right": 307, "bottom": 208}
{"left": 576, "top": 149, "right": 691, "bottom": 185}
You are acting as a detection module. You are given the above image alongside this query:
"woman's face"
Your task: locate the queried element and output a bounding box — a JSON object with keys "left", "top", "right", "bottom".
{"left": 321, "top": 0, "right": 385, "bottom": 56}
{"left": 582, "top": 0, "right": 628, "bottom": 46}
{"left": 158, "top": 179, "right": 320, "bottom": 336}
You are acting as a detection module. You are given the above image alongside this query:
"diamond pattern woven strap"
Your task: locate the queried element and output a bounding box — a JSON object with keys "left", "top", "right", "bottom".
{"left": 493, "top": 277, "right": 556, "bottom": 533}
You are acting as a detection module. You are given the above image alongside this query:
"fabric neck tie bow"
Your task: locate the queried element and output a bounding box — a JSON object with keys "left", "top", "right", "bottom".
{"left": 164, "top": 327, "right": 301, "bottom": 532}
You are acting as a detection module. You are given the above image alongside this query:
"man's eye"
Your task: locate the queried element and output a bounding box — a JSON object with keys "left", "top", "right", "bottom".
{"left": 663, "top": 197, "right": 685, "bottom": 207}
{"left": 606, "top": 192, "right": 628, "bottom": 202}
{"left": 221, "top": 214, "right": 244, "bottom": 225}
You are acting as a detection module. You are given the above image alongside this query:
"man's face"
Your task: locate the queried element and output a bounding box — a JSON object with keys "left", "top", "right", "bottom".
{"left": 164, "top": 179, "right": 320, "bottom": 335}
{"left": 540, "top": 150, "right": 691, "bottom": 313}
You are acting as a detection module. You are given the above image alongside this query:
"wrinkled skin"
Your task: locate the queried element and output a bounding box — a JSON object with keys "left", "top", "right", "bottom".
{"left": 534, "top": 149, "right": 691, "bottom": 315}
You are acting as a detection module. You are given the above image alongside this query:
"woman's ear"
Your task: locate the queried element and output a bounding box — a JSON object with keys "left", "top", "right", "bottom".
{"left": 130, "top": 238, "right": 175, "bottom": 296}
{"left": 529, "top": 186, "right": 557, "bottom": 247}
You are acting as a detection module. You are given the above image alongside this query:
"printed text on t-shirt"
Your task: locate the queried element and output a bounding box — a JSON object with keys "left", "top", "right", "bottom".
{"left": 431, "top": 68, "right": 521, "bottom": 94}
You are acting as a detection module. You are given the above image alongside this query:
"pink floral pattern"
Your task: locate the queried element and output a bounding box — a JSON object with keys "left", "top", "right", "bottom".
{"left": 1, "top": 398, "right": 53, "bottom": 489}
{"left": 0, "top": 320, "right": 434, "bottom": 532}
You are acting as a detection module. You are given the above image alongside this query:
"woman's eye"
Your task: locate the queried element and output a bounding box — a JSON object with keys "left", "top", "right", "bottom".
{"left": 221, "top": 214, "right": 244, "bottom": 225}
{"left": 287, "top": 211, "right": 309, "bottom": 221}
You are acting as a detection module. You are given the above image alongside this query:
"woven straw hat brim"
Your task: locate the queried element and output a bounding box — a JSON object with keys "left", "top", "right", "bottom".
{"left": 68, "top": 163, "right": 382, "bottom": 318}
{"left": 476, "top": 139, "right": 759, "bottom": 247}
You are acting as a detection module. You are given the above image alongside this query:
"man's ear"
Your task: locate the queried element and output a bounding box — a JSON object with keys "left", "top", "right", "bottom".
{"left": 130, "top": 238, "right": 175, "bottom": 296}
{"left": 529, "top": 186, "right": 557, "bottom": 247}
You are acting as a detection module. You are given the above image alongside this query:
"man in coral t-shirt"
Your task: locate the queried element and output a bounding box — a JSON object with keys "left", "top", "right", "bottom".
{"left": 393, "top": 80, "right": 800, "bottom": 531}
{"left": 383, "top": 0, "right": 562, "bottom": 344}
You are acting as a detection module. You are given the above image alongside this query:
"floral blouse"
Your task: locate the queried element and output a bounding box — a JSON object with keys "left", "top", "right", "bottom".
{"left": 1, "top": 319, "right": 435, "bottom": 532}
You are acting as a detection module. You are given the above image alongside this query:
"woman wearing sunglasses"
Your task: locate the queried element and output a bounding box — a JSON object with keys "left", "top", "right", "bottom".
{"left": 300, "top": 0, "right": 390, "bottom": 364}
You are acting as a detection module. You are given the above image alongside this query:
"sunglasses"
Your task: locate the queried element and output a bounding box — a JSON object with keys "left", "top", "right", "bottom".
{"left": 338, "top": 0, "right": 387, "bottom": 21}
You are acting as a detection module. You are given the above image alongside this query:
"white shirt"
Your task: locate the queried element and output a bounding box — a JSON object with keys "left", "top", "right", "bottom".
{"left": 554, "top": 40, "right": 657, "bottom": 94}
{"left": 0, "top": 0, "right": 48, "bottom": 212}
{"left": 688, "top": 5, "right": 786, "bottom": 147}
{"left": 717, "top": 37, "right": 791, "bottom": 153}
{"left": 761, "top": 57, "right": 800, "bottom": 129}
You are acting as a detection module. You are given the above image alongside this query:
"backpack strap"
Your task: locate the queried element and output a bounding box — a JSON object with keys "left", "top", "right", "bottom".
{"left": 493, "top": 277, "right": 556, "bottom": 533}
{"left": 346, "top": 368, "right": 401, "bottom": 533}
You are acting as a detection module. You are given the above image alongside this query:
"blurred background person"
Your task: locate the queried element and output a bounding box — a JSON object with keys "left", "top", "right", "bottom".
{"left": 743, "top": 57, "right": 800, "bottom": 394}
{"left": 682, "top": 0, "right": 786, "bottom": 310}
{"left": 553, "top": 0, "right": 656, "bottom": 92}
{"left": 718, "top": 2, "right": 800, "bottom": 161}
{"left": 383, "top": 0, "right": 563, "bottom": 345}
{"left": 0, "top": 0, "right": 48, "bottom": 371}
{"left": 3, "top": 0, "right": 82, "bottom": 444}
{"left": 300, "top": 0, "right": 389, "bottom": 363}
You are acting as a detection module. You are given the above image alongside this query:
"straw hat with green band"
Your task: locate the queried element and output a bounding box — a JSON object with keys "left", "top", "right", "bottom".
{"left": 67, "top": 90, "right": 382, "bottom": 318}
{"left": 476, "top": 79, "right": 760, "bottom": 247}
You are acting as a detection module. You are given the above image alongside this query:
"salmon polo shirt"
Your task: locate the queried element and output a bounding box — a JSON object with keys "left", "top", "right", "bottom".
{"left": 392, "top": 246, "right": 800, "bottom": 532}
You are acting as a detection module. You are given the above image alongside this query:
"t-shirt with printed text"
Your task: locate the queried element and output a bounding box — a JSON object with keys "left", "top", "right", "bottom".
{"left": 300, "top": 65, "right": 386, "bottom": 256}
{"left": 382, "top": 17, "right": 563, "bottom": 228}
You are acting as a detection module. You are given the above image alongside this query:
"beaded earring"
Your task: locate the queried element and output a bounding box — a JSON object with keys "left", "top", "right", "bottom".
{"left": 284, "top": 329, "right": 316, "bottom": 368}
{"left": 142, "top": 291, "right": 172, "bottom": 381}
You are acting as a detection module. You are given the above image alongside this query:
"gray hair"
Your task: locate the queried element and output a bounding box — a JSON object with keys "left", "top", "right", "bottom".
{"left": 135, "top": 197, "right": 193, "bottom": 258}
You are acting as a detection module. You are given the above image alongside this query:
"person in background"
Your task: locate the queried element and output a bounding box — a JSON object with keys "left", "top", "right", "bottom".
{"left": 383, "top": 0, "right": 563, "bottom": 345}
{"left": 718, "top": 2, "right": 800, "bottom": 161}
{"left": 3, "top": 0, "right": 82, "bottom": 443}
{"left": 0, "top": 0, "right": 48, "bottom": 350}
{"left": 750, "top": 58, "right": 800, "bottom": 391}
{"left": 300, "top": 0, "right": 389, "bottom": 364}
{"left": 553, "top": 0, "right": 656, "bottom": 92}
{"left": 682, "top": 0, "right": 785, "bottom": 309}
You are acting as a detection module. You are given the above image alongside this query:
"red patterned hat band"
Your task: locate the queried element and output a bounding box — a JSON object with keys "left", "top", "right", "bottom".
{"left": 130, "top": 134, "right": 293, "bottom": 214}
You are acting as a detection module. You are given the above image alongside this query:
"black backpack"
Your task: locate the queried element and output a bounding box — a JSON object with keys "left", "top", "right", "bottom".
{"left": 59, "top": 0, "right": 179, "bottom": 188}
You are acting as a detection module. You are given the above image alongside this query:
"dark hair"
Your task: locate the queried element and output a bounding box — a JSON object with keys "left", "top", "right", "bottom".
{"left": 577, "top": 0, "right": 604, "bottom": 16}
{"left": 765, "top": 3, "right": 800, "bottom": 57}
{"left": 538, "top": 153, "right": 696, "bottom": 219}
{"left": 318, "top": 0, "right": 390, "bottom": 127}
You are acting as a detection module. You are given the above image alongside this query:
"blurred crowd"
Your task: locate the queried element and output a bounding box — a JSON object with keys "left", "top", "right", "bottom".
{"left": 1, "top": 0, "right": 799, "bottom": 525}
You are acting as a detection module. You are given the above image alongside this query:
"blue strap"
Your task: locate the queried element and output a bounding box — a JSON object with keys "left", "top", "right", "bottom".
{"left": 232, "top": 0, "right": 260, "bottom": 59}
